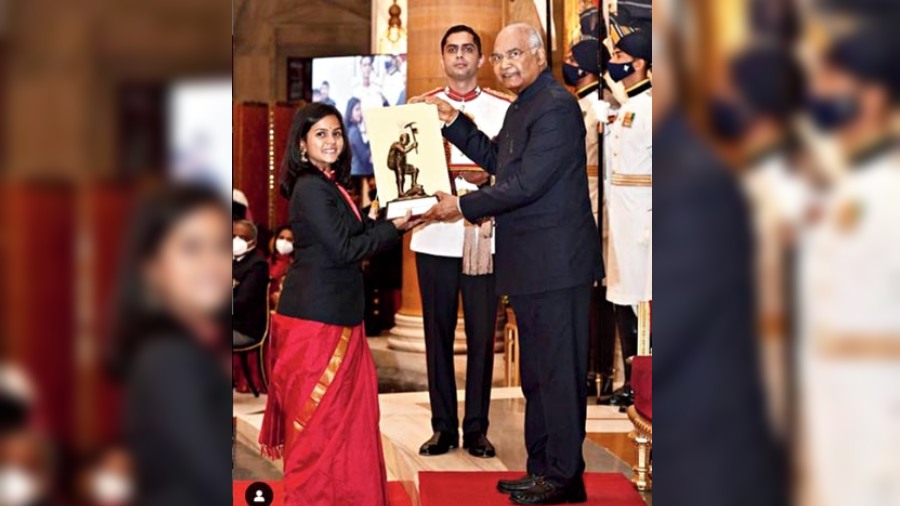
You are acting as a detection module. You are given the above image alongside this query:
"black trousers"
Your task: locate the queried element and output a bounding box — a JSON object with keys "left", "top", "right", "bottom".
{"left": 416, "top": 253, "right": 498, "bottom": 436}
{"left": 510, "top": 284, "right": 591, "bottom": 486}
{"left": 590, "top": 284, "right": 618, "bottom": 385}
{"left": 614, "top": 304, "right": 638, "bottom": 384}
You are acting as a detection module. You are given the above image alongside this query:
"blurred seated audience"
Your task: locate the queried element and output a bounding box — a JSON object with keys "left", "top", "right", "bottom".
{"left": 0, "top": 429, "right": 54, "bottom": 506}
{"left": 267, "top": 225, "right": 294, "bottom": 308}
{"left": 76, "top": 444, "right": 134, "bottom": 506}
{"left": 0, "top": 363, "right": 53, "bottom": 506}
{"left": 232, "top": 219, "right": 269, "bottom": 347}
{"left": 0, "top": 364, "right": 35, "bottom": 434}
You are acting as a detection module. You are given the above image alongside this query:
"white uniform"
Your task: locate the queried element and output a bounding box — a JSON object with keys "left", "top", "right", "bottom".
{"left": 799, "top": 145, "right": 900, "bottom": 506}
{"left": 605, "top": 80, "right": 652, "bottom": 305}
{"left": 743, "top": 152, "right": 809, "bottom": 332}
{"left": 410, "top": 86, "right": 512, "bottom": 258}
{"left": 577, "top": 82, "right": 603, "bottom": 227}
{"left": 742, "top": 151, "right": 809, "bottom": 434}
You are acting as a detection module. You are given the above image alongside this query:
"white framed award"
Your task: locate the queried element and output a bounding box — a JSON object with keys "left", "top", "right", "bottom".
{"left": 363, "top": 103, "right": 452, "bottom": 219}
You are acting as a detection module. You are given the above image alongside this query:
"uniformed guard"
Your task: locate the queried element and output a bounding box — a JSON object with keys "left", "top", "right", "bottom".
{"left": 604, "top": 30, "right": 652, "bottom": 407}
{"left": 801, "top": 25, "right": 900, "bottom": 506}
{"left": 563, "top": 11, "right": 619, "bottom": 403}
{"left": 564, "top": 18, "right": 602, "bottom": 227}
{"left": 411, "top": 24, "right": 512, "bottom": 459}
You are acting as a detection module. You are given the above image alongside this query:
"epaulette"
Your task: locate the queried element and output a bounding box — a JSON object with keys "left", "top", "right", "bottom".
{"left": 483, "top": 87, "right": 516, "bottom": 102}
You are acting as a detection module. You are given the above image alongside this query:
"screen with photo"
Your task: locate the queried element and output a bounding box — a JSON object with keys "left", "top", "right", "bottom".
{"left": 311, "top": 54, "right": 407, "bottom": 176}
{"left": 167, "top": 78, "right": 232, "bottom": 199}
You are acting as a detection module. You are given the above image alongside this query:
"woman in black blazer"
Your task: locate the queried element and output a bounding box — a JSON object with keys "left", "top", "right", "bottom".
{"left": 110, "top": 185, "right": 232, "bottom": 506}
{"left": 259, "top": 103, "right": 418, "bottom": 506}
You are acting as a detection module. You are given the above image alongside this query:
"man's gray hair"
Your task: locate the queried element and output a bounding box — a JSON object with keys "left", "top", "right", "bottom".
{"left": 506, "top": 23, "right": 544, "bottom": 51}
{"left": 235, "top": 219, "right": 258, "bottom": 241}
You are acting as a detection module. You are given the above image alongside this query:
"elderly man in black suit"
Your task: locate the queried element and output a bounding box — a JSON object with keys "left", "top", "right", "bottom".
{"left": 232, "top": 219, "right": 269, "bottom": 347}
{"left": 415, "top": 22, "right": 602, "bottom": 505}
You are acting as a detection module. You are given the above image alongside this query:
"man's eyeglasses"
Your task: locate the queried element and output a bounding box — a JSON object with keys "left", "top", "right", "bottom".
{"left": 489, "top": 48, "right": 532, "bottom": 65}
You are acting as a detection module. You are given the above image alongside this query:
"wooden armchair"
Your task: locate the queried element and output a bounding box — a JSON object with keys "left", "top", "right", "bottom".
{"left": 627, "top": 301, "right": 652, "bottom": 491}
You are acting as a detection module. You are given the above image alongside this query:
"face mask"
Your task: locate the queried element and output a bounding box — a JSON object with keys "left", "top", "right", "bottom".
{"left": 708, "top": 98, "right": 751, "bottom": 141}
{"left": 808, "top": 95, "right": 859, "bottom": 133}
{"left": 562, "top": 63, "right": 586, "bottom": 86}
{"left": 275, "top": 238, "right": 294, "bottom": 256}
{"left": 608, "top": 60, "right": 636, "bottom": 82}
{"left": 233, "top": 237, "right": 250, "bottom": 257}
{"left": 0, "top": 467, "right": 40, "bottom": 506}
{"left": 92, "top": 471, "right": 133, "bottom": 505}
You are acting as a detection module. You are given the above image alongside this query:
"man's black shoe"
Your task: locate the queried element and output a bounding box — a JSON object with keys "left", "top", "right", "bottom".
{"left": 463, "top": 433, "right": 496, "bottom": 458}
{"left": 510, "top": 476, "right": 587, "bottom": 504}
{"left": 497, "top": 473, "right": 539, "bottom": 494}
{"left": 418, "top": 431, "right": 459, "bottom": 456}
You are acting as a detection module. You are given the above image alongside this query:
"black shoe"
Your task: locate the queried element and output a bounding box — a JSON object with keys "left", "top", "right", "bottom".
{"left": 608, "top": 386, "right": 634, "bottom": 407}
{"left": 463, "top": 433, "right": 496, "bottom": 458}
{"left": 497, "top": 473, "right": 539, "bottom": 494}
{"left": 510, "top": 476, "right": 587, "bottom": 504}
{"left": 418, "top": 431, "right": 459, "bottom": 456}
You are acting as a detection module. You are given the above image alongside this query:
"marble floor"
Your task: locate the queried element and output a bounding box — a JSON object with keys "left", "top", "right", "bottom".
{"left": 234, "top": 387, "right": 650, "bottom": 505}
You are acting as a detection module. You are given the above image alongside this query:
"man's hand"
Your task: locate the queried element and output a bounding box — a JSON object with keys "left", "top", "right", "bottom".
{"left": 422, "top": 191, "right": 463, "bottom": 223}
{"left": 408, "top": 94, "right": 459, "bottom": 125}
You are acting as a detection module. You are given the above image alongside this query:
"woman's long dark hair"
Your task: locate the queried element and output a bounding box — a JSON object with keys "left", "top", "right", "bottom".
{"left": 279, "top": 102, "right": 352, "bottom": 198}
{"left": 107, "top": 184, "right": 229, "bottom": 378}
{"left": 344, "top": 97, "right": 362, "bottom": 126}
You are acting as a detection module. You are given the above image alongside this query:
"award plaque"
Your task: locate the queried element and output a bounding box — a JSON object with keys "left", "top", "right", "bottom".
{"left": 363, "top": 103, "right": 452, "bottom": 219}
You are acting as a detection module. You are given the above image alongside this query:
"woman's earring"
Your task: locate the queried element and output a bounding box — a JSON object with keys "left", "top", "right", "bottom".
{"left": 300, "top": 148, "right": 308, "bottom": 163}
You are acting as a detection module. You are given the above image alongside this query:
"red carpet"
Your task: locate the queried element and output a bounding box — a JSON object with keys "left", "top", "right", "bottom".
{"left": 419, "top": 472, "right": 645, "bottom": 506}
{"left": 389, "top": 481, "right": 413, "bottom": 506}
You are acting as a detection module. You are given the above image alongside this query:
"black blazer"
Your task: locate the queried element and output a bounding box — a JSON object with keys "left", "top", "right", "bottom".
{"left": 277, "top": 174, "right": 401, "bottom": 326}
{"left": 444, "top": 69, "right": 603, "bottom": 296}
{"left": 232, "top": 252, "right": 269, "bottom": 341}
{"left": 126, "top": 337, "right": 231, "bottom": 506}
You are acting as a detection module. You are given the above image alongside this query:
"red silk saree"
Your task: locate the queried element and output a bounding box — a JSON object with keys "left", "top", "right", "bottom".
{"left": 260, "top": 314, "right": 388, "bottom": 505}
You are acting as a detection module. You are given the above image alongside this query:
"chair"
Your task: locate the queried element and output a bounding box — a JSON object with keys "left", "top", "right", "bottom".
{"left": 626, "top": 357, "right": 652, "bottom": 491}
{"left": 627, "top": 301, "right": 652, "bottom": 491}
{"left": 233, "top": 283, "right": 271, "bottom": 397}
